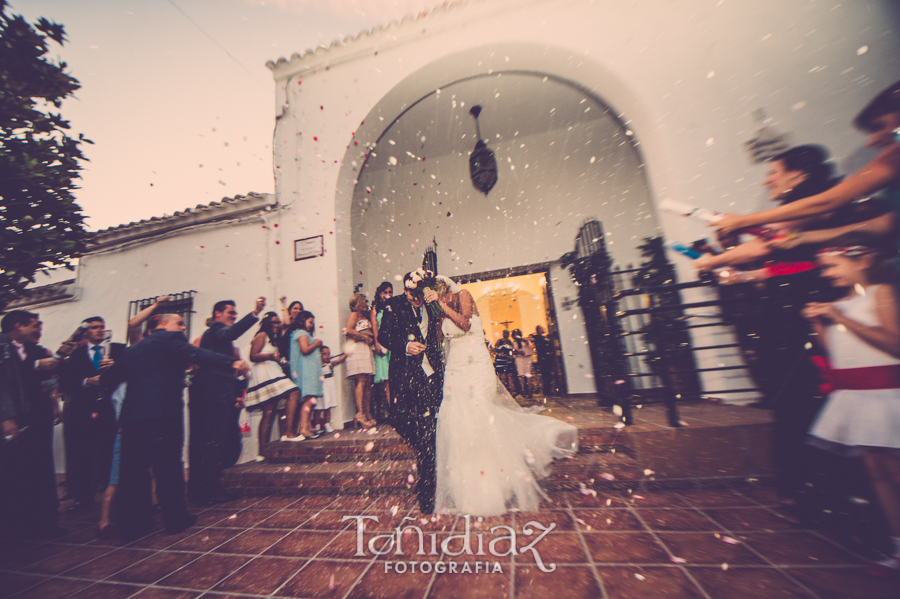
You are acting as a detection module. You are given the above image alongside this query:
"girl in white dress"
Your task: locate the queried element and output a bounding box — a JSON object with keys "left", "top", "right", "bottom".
{"left": 804, "top": 246, "right": 900, "bottom": 574}
{"left": 425, "top": 277, "right": 577, "bottom": 516}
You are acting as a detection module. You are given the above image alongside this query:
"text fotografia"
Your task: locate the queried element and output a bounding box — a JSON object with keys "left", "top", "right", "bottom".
{"left": 342, "top": 514, "right": 557, "bottom": 573}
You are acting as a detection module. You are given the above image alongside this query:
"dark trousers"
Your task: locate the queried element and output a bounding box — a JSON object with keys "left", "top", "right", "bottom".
{"left": 63, "top": 397, "right": 116, "bottom": 503}
{"left": 538, "top": 361, "right": 554, "bottom": 396}
{"left": 117, "top": 418, "right": 191, "bottom": 541}
{"left": 0, "top": 415, "right": 59, "bottom": 538}
{"left": 188, "top": 380, "right": 235, "bottom": 502}
{"left": 390, "top": 372, "right": 442, "bottom": 513}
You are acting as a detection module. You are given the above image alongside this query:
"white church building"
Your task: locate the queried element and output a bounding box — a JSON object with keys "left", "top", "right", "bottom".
{"left": 14, "top": 0, "right": 900, "bottom": 464}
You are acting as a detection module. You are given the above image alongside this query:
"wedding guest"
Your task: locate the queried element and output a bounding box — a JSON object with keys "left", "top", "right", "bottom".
{"left": 280, "top": 296, "right": 304, "bottom": 330}
{"left": 715, "top": 80, "right": 900, "bottom": 267}
{"left": 0, "top": 311, "right": 72, "bottom": 539}
{"left": 247, "top": 312, "right": 302, "bottom": 451}
{"left": 802, "top": 247, "right": 900, "bottom": 575}
{"left": 316, "top": 346, "right": 347, "bottom": 434}
{"left": 345, "top": 294, "right": 376, "bottom": 428}
{"left": 288, "top": 311, "right": 322, "bottom": 439}
{"left": 512, "top": 329, "right": 535, "bottom": 398}
{"left": 371, "top": 282, "right": 393, "bottom": 422}
{"left": 58, "top": 316, "right": 116, "bottom": 511}
{"left": 532, "top": 326, "right": 556, "bottom": 397}
{"left": 97, "top": 295, "right": 170, "bottom": 538}
{"left": 189, "top": 297, "right": 264, "bottom": 506}
{"left": 100, "top": 313, "right": 248, "bottom": 541}
{"left": 492, "top": 330, "right": 517, "bottom": 396}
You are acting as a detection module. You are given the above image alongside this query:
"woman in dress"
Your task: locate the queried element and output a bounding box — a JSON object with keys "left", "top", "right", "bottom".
{"left": 370, "top": 282, "right": 393, "bottom": 422}
{"left": 246, "top": 312, "right": 301, "bottom": 446}
{"left": 288, "top": 311, "right": 322, "bottom": 440}
{"left": 345, "top": 294, "right": 376, "bottom": 428}
{"left": 280, "top": 297, "right": 304, "bottom": 332}
{"left": 803, "top": 246, "right": 900, "bottom": 574}
{"left": 425, "top": 276, "right": 578, "bottom": 516}
{"left": 512, "top": 329, "right": 535, "bottom": 398}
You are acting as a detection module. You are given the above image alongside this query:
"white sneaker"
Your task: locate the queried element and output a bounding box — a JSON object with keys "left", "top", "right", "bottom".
{"left": 324, "top": 423, "right": 334, "bottom": 433}
{"left": 280, "top": 435, "right": 306, "bottom": 442}
{"left": 253, "top": 455, "right": 265, "bottom": 462}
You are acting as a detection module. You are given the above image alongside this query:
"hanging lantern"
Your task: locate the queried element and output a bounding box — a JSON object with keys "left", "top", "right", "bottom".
{"left": 468, "top": 105, "right": 498, "bottom": 195}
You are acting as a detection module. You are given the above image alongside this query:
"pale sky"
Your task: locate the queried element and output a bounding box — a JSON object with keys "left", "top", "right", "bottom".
{"left": 13, "top": 0, "right": 432, "bottom": 230}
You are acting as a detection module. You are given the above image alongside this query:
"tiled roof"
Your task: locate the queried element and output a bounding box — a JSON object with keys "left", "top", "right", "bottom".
{"left": 87, "top": 192, "right": 276, "bottom": 252}
{"left": 265, "top": 0, "right": 468, "bottom": 71}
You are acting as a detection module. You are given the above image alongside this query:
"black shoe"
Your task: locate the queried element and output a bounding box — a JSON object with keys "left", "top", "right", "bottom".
{"left": 166, "top": 514, "right": 198, "bottom": 535}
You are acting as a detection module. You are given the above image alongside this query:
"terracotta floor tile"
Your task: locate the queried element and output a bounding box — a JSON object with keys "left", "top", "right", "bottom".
{"left": 168, "top": 528, "right": 243, "bottom": 552}
{"left": 212, "top": 529, "right": 289, "bottom": 555}
{"left": 678, "top": 489, "right": 757, "bottom": 508}
{"left": 258, "top": 508, "right": 320, "bottom": 529}
{"left": 742, "top": 532, "right": 864, "bottom": 566}
{"left": 1, "top": 542, "right": 76, "bottom": 570}
{"left": 513, "top": 510, "right": 574, "bottom": 533}
{"left": 210, "top": 508, "right": 277, "bottom": 528}
{"left": 109, "top": 551, "right": 201, "bottom": 584}
{"left": 689, "top": 566, "right": 812, "bottom": 599}
{"left": 515, "top": 565, "right": 600, "bottom": 599}
{"left": 786, "top": 566, "right": 900, "bottom": 599}
{"left": 128, "top": 588, "right": 203, "bottom": 599}
{"left": 295, "top": 509, "right": 358, "bottom": 530}
{"left": 583, "top": 533, "right": 670, "bottom": 564}
{"left": 427, "top": 568, "right": 511, "bottom": 599}
{"left": 126, "top": 527, "right": 197, "bottom": 551}
{"left": 213, "top": 555, "right": 304, "bottom": 594}
{"left": 572, "top": 509, "right": 644, "bottom": 531}
{"left": 330, "top": 495, "right": 378, "bottom": 510}
{"left": 156, "top": 553, "right": 251, "bottom": 590}
{"left": 703, "top": 507, "right": 797, "bottom": 531}
{"left": 597, "top": 566, "right": 706, "bottom": 599}
{"left": 636, "top": 509, "right": 719, "bottom": 532}
{"left": 64, "top": 548, "right": 157, "bottom": 579}
{"left": 734, "top": 486, "right": 780, "bottom": 506}
{"left": 566, "top": 491, "right": 629, "bottom": 509}
{"left": 513, "top": 532, "right": 588, "bottom": 565}
{"left": 319, "top": 531, "right": 384, "bottom": 560}
{"left": 655, "top": 533, "right": 765, "bottom": 566}
{"left": 265, "top": 530, "right": 343, "bottom": 558}
{"left": 290, "top": 495, "right": 339, "bottom": 509}
{"left": 22, "top": 546, "right": 111, "bottom": 575}
{"left": 618, "top": 491, "right": 691, "bottom": 509}
{"left": 66, "top": 582, "right": 143, "bottom": 599}
{"left": 252, "top": 495, "right": 306, "bottom": 509}
{"left": 276, "top": 559, "right": 369, "bottom": 598}
{"left": 345, "top": 561, "right": 431, "bottom": 599}
{"left": 12, "top": 576, "right": 95, "bottom": 599}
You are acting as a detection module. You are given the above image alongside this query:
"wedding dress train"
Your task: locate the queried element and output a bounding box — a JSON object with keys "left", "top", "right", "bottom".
{"left": 434, "top": 314, "right": 577, "bottom": 516}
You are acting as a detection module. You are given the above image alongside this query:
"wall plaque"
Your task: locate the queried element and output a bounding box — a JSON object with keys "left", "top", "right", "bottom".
{"left": 294, "top": 235, "right": 324, "bottom": 261}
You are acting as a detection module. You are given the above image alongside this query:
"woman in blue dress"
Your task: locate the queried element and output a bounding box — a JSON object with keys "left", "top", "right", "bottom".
{"left": 288, "top": 311, "right": 322, "bottom": 440}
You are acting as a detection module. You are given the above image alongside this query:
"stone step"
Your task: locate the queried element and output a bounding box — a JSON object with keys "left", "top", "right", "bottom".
{"left": 258, "top": 424, "right": 630, "bottom": 464}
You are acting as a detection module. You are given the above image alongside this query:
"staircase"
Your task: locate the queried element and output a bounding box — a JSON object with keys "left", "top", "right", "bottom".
{"left": 222, "top": 400, "right": 776, "bottom": 498}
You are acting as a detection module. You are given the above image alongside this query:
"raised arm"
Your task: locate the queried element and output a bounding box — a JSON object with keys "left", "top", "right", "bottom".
{"left": 127, "top": 295, "right": 170, "bottom": 345}
{"left": 716, "top": 147, "right": 900, "bottom": 235}
{"left": 768, "top": 211, "right": 897, "bottom": 251}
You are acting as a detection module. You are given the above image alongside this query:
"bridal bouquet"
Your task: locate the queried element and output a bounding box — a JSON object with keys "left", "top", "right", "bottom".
{"left": 405, "top": 268, "right": 445, "bottom": 319}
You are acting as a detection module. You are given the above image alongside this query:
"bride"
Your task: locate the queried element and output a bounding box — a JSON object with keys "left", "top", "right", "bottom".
{"left": 423, "top": 276, "right": 578, "bottom": 516}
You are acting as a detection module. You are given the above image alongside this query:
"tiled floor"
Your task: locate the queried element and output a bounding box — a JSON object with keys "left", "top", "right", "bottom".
{"left": 2, "top": 485, "right": 898, "bottom": 599}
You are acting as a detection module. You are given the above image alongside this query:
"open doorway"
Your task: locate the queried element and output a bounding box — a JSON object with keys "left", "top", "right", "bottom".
{"left": 457, "top": 267, "right": 567, "bottom": 396}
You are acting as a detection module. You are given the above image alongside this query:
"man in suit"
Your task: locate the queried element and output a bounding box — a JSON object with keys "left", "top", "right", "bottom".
{"left": 0, "top": 311, "right": 71, "bottom": 539}
{"left": 189, "top": 297, "right": 265, "bottom": 505}
{"left": 100, "top": 313, "right": 248, "bottom": 541}
{"left": 379, "top": 271, "right": 445, "bottom": 513}
{"left": 58, "top": 316, "right": 117, "bottom": 509}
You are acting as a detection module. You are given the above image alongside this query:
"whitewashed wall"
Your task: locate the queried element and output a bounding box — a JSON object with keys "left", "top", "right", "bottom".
{"left": 270, "top": 0, "right": 900, "bottom": 397}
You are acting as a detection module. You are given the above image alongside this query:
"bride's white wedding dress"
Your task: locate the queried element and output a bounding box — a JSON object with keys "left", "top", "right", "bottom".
{"left": 434, "top": 314, "right": 578, "bottom": 516}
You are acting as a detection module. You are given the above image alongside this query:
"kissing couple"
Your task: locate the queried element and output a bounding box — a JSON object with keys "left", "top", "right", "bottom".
{"left": 378, "top": 270, "right": 577, "bottom": 516}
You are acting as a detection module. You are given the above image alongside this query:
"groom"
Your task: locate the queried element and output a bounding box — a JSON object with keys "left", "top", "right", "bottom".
{"left": 379, "top": 271, "right": 445, "bottom": 513}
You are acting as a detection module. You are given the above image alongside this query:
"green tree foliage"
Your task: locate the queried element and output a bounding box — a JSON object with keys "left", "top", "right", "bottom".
{"left": 0, "top": 0, "right": 90, "bottom": 310}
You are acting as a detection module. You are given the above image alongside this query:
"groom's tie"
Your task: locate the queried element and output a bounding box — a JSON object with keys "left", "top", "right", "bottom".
{"left": 414, "top": 306, "right": 422, "bottom": 323}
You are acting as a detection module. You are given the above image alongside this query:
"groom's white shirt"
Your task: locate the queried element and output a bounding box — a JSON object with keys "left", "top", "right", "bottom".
{"left": 406, "top": 302, "right": 434, "bottom": 377}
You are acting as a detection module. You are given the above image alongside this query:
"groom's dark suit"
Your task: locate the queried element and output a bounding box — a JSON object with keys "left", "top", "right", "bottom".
{"left": 379, "top": 293, "right": 444, "bottom": 513}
